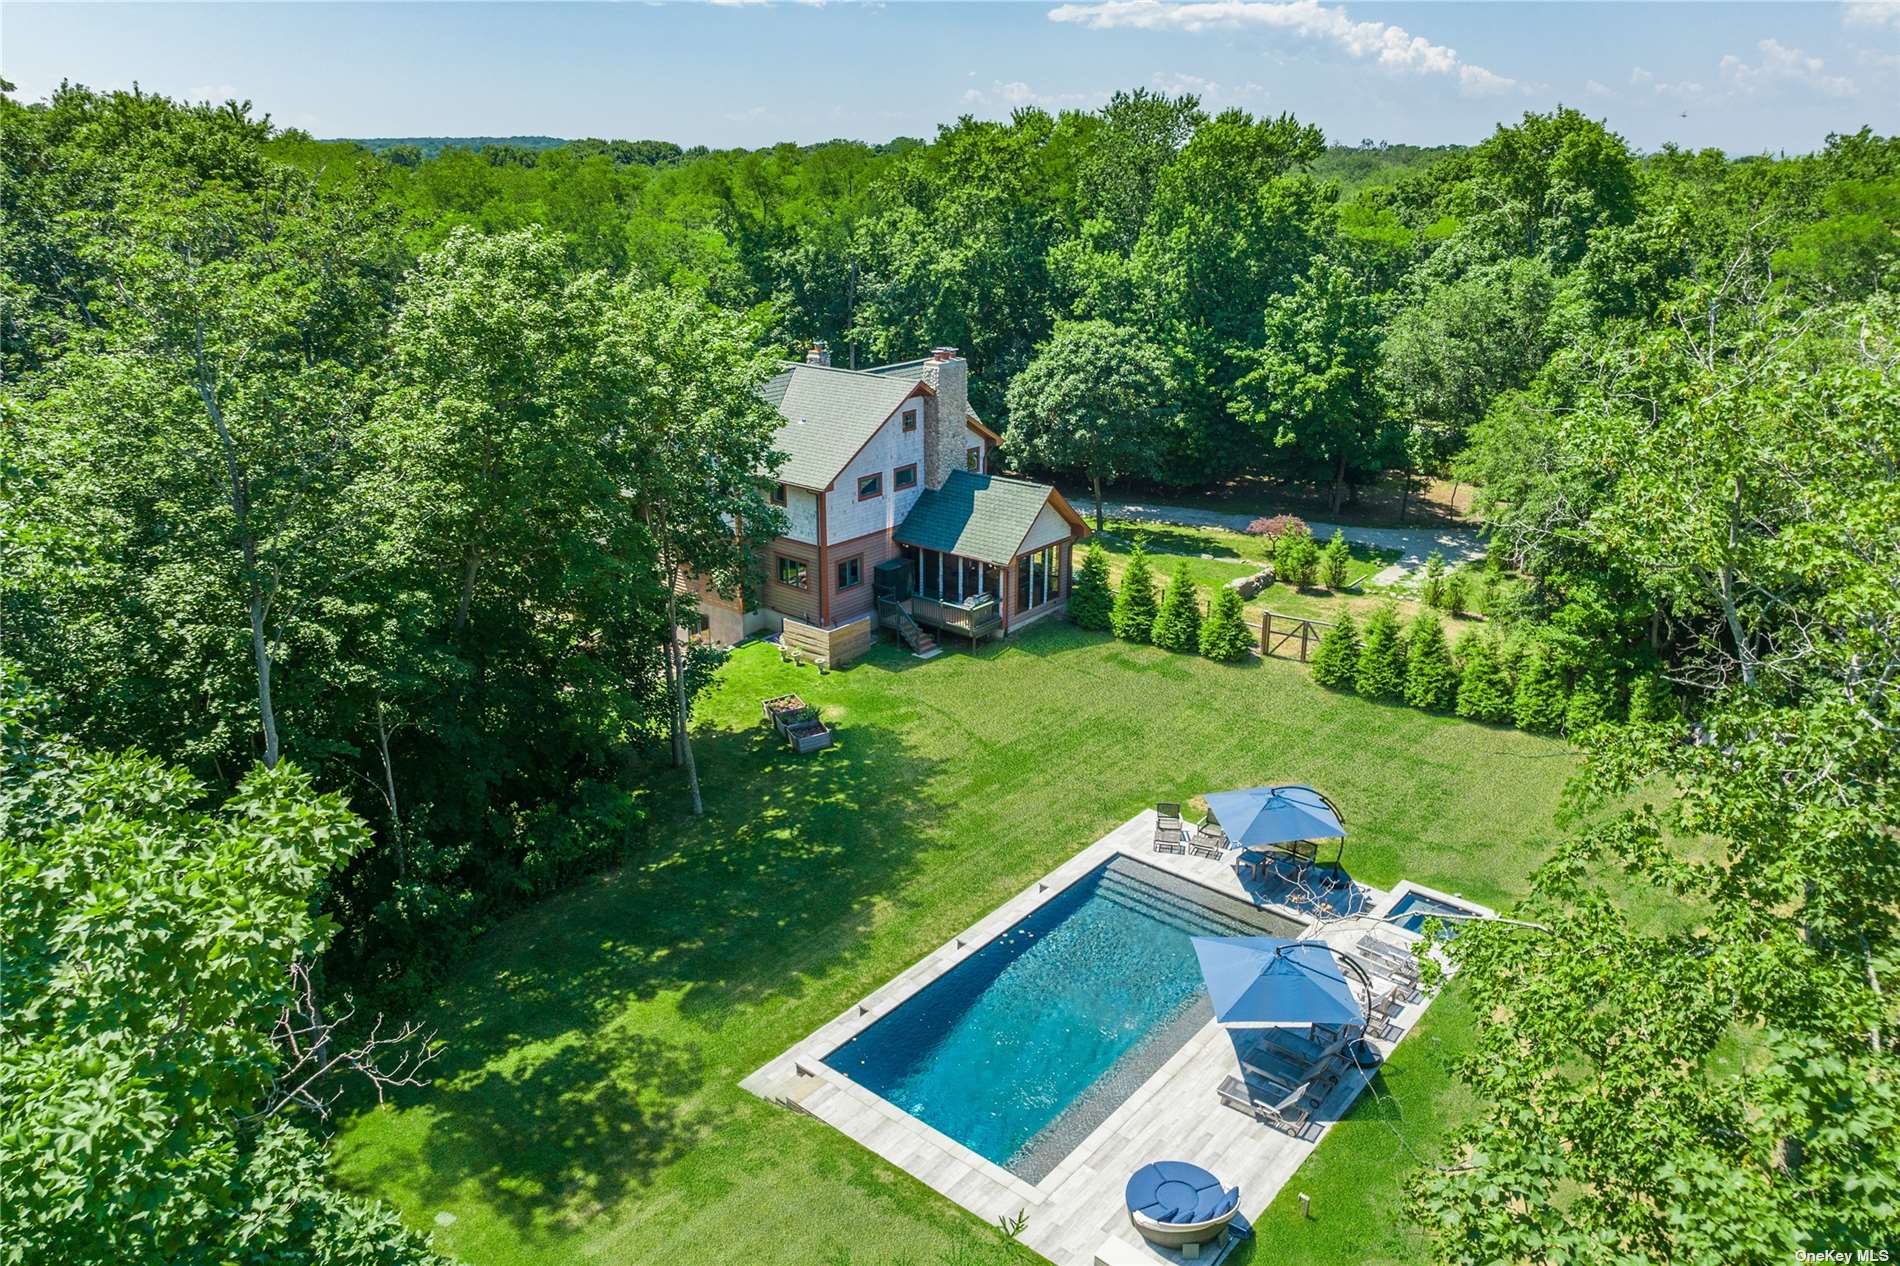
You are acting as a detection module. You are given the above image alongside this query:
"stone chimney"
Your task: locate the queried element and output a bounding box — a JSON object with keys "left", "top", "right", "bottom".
{"left": 920, "top": 347, "right": 968, "bottom": 491}
{"left": 805, "top": 341, "right": 831, "bottom": 367}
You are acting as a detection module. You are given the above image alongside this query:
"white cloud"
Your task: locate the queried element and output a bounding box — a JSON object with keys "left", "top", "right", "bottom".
{"left": 1148, "top": 70, "right": 1269, "bottom": 103}
{"left": 1719, "top": 38, "right": 1856, "bottom": 98}
{"left": 191, "top": 83, "right": 239, "bottom": 102}
{"left": 1843, "top": 2, "right": 1900, "bottom": 29}
{"left": 1582, "top": 78, "right": 1618, "bottom": 100}
{"left": 1630, "top": 66, "right": 1706, "bottom": 104}
{"left": 1858, "top": 47, "right": 1900, "bottom": 70}
{"left": 1048, "top": 0, "right": 1517, "bottom": 95}
{"left": 960, "top": 81, "right": 1108, "bottom": 112}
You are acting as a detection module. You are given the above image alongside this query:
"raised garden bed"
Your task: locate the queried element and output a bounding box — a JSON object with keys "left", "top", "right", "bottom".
{"left": 762, "top": 694, "right": 808, "bottom": 735}
{"left": 784, "top": 718, "right": 833, "bottom": 754}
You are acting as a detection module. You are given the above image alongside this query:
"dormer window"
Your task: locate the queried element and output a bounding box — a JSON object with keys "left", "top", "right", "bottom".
{"left": 902, "top": 408, "right": 918, "bottom": 433}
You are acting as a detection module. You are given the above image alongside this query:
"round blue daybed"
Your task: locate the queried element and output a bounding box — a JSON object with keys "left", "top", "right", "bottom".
{"left": 1124, "top": 1161, "right": 1240, "bottom": 1253}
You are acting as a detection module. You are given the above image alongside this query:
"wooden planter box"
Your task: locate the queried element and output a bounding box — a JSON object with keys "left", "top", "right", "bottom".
{"left": 785, "top": 719, "right": 833, "bottom": 754}
{"left": 762, "top": 694, "right": 807, "bottom": 735}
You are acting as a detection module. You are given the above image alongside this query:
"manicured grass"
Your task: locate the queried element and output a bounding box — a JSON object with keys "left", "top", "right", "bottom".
{"left": 1062, "top": 474, "right": 1476, "bottom": 531}
{"left": 331, "top": 624, "right": 1574, "bottom": 1265}
{"left": 1090, "top": 518, "right": 1489, "bottom": 637}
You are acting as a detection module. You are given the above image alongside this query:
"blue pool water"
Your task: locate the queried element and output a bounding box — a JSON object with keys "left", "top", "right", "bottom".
{"left": 1387, "top": 890, "right": 1476, "bottom": 937}
{"left": 823, "top": 857, "right": 1301, "bottom": 1182}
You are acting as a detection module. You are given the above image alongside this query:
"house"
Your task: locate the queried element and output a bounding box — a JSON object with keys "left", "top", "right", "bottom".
{"left": 691, "top": 345, "right": 1089, "bottom": 654}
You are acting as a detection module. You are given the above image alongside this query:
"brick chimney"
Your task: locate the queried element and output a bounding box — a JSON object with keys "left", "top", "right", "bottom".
{"left": 920, "top": 348, "right": 968, "bottom": 491}
{"left": 805, "top": 341, "right": 831, "bottom": 367}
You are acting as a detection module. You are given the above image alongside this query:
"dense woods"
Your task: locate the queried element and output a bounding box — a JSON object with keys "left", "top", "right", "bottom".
{"left": 3, "top": 76, "right": 1896, "bottom": 1264}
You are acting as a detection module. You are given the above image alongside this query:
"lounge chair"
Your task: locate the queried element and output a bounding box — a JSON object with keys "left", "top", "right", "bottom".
{"left": 1186, "top": 821, "right": 1228, "bottom": 860}
{"left": 1153, "top": 803, "right": 1186, "bottom": 854}
{"left": 1354, "top": 935, "right": 1424, "bottom": 998}
{"left": 1124, "top": 1160, "right": 1240, "bottom": 1254}
{"left": 1247, "top": 1026, "right": 1356, "bottom": 1078}
{"left": 1217, "top": 1074, "right": 1321, "bottom": 1135}
{"left": 1241, "top": 1039, "right": 1347, "bottom": 1097}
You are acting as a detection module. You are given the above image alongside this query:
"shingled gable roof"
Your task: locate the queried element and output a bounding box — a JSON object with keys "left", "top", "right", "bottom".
{"left": 893, "top": 470, "right": 1090, "bottom": 566}
{"left": 760, "top": 362, "right": 930, "bottom": 491}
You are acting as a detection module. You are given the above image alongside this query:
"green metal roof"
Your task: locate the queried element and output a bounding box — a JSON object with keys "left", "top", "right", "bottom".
{"left": 894, "top": 470, "right": 1072, "bottom": 566}
{"left": 762, "top": 363, "right": 923, "bottom": 491}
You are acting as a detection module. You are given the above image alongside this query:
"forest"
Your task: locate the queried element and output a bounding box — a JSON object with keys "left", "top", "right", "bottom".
{"left": 2, "top": 77, "right": 1896, "bottom": 1264}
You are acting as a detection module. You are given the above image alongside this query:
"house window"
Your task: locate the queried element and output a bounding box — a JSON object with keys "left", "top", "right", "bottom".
{"left": 776, "top": 556, "right": 809, "bottom": 590}
{"left": 966, "top": 446, "right": 983, "bottom": 473}
{"left": 1015, "top": 546, "right": 1059, "bottom": 611}
{"left": 902, "top": 408, "right": 918, "bottom": 433}
{"left": 893, "top": 463, "right": 917, "bottom": 491}
{"left": 836, "top": 556, "right": 862, "bottom": 591}
{"left": 857, "top": 472, "right": 882, "bottom": 501}
{"left": 1046, "top": 546, "right": 1062, "bottom": 599}
{"left": 1016, "top": 557, "right": 1030, "bottom": 611}
{"left": 771, "top": 482, "right": 788, "bottom": 506}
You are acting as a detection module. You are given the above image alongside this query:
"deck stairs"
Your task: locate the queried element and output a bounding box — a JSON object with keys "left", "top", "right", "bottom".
{"left": 880, "top": 598, "right": 941, "bottom": 659}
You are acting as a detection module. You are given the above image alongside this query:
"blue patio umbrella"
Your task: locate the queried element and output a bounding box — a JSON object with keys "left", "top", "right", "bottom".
{"left": 1202, "top": 784, "right": 1345, "bottom": 849}
{"left": 1190, "top": 935, "right": 1364, "bottom": 1029}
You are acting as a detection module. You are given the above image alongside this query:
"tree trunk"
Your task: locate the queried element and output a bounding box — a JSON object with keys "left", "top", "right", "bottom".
{"left": 374, "top": 702, "right": 404, "bottom": 878}
{"left": 660, "top": 530, "right": 703, "bottom": 816}
{"left": 453, "top": 541, "right": 481, "bottom": 636}
{"left": 194, "top": 344, "right": 280, "bottom": 769}
{"left": 1091, "top": 471, "right": 1105, "bottom": 532}
{"left": 1329, "top": 451, "right": 1348, "bottom": 516}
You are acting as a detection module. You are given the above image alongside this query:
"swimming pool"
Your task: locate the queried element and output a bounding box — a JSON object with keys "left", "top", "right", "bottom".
{"left": 1386, "top": 889, "right": 1478, "bottom": 937}
{"left": 822, "top": 856, "right": 1303, "bottom": 1183}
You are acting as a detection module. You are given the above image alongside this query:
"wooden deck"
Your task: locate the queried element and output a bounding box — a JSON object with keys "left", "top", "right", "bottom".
{"left": 742, "top": 811, "right": 1445, "bottom": 1266}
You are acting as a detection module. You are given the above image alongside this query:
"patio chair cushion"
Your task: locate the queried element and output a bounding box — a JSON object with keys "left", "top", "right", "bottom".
{"left": 1192, "top": 1185, "right": 1241, "bottom": 1222}
{"left": 1127, "top": 1161, "right": 1223, "bottom": 1223}
{"left": 1151, "top": 1160, "right": 1220, "bottom": 1191}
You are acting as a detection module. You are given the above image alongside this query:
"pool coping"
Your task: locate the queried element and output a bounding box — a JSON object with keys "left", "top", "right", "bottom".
{"left": 741, "top": 813, "right": 1163, "bottom": 1208}
{"left": 741, "top": 811, "right": 1436, "bottom": 1265}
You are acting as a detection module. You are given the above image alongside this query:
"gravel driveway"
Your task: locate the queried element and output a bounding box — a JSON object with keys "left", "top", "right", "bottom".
{"left": 1100, "top": 499, "right": 1486, "bottom": 586}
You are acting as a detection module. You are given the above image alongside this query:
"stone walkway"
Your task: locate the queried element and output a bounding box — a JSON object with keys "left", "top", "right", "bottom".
{"left": 1101, "top": 500, "right": 1485, "bottom": 586}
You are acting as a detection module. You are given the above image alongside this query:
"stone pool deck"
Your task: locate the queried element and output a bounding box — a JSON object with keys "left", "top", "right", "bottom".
{"left": 740, "top": 810, "right": 1449, "bottom": 1266}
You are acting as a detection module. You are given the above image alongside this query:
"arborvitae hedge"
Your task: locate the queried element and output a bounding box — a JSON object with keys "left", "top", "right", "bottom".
{"left": 1512, "top": 641, "right": 1568, "bottom": 734}
{"left": 1275, "top": 530, "right": 1319, "bottom": 588}
{"left": 1199, "top": 584, "right": 1253, "bottom": 661}
{"left": 1151, "top": 561, "right": 1203, "bottom": 652}
{"left": 1320, "top": 530, "right": 1352, "bottom": 589}
{"left": 1111, "top": 542, "right": 1159, "bottom": 642}
{"left": 1354, "top": 603, "right": 1407, "bottom": 701}
{"left": 1419, "top": 550, "right": 1447, "bottom": 607}
{"left": 1454, "top": 630, "right": 1513, "bottom": 723}
{"left": 1565, "top": 664, "right": 1620, "bottom": 734}
{"left": 1626, "top": 671, "right": 1676, "bottom": 724}
{"left": 1310, "top": 608, "right": 1360, "bottom": 688}
{"left": 1068, "top": 541, "right": 1114, "bottom": 631}
{"left": 1404, "top": 609, "right": 1458, "bottom": 711}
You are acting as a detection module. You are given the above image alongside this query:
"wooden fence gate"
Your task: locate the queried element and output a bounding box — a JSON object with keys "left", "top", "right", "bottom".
{"left": 1259, "top": 610, "right": 1333, "bottom": 662}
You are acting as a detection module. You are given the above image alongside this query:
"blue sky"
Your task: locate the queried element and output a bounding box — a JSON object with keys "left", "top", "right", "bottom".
{"left": 4, "top": 2, "right": 1896, "bottom": 153}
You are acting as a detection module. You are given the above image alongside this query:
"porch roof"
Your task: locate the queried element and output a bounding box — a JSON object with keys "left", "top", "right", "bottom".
{"left": 893, "top": 470, "right": 1086, "bottom": 566}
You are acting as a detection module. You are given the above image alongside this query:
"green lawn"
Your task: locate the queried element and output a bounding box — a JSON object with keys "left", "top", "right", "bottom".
{"left": 1089, "top": 518, "right": 1492, "bottom": 638}
{"left": 331, "top": 624, "right": 1574, "bottom": 1266}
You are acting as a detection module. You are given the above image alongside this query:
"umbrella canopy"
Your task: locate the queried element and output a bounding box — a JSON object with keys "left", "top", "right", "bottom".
{"left": 1203, "top": 784, "right": 1344, "bottom": 849}
{"left": 1190, "top": 935, "right": 1363, "bottom": 1029}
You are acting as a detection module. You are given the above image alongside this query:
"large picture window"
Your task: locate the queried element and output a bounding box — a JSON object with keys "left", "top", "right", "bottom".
{"left": 776, "top": 556, "right": 809, "bottom": 590}
{"left": 1015, "top": 545, "right": 1061, "bottom": 611}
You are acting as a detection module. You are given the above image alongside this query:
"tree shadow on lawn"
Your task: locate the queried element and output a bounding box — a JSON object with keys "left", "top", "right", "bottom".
{"left": 1096, "top": 520, "right": 1261, "bottom": 562}
{"left": 337, "top": 714, "right": 947, "bottom": 1237}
